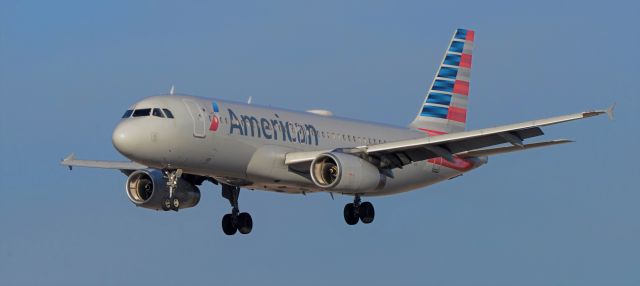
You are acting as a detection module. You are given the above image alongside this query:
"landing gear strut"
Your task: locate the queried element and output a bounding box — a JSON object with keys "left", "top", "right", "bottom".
{"left": 221, "top": 184, "right": 253, "bottom": 235}
{"left": 161, "top": 169, "right": 182, "bottom": 212}
{"left": 343, "top": 195, "right": 375, "bottom": 225}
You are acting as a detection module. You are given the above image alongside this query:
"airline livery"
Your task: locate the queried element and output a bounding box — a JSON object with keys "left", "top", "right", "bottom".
{"left": 62, "top": 29, "right": 612, "bottom": 235}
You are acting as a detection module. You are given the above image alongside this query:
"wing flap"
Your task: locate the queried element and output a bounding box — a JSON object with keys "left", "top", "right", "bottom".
{"left": 456, "top": 139, "right": 573, "bottom": 158}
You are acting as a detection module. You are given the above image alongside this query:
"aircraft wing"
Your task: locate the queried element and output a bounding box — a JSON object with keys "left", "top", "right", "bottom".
{"left": 61, "top": 153, "right": 147, "bottom": 171}
{"left": 285, "top": 107, "right": 612, "bottom": 169}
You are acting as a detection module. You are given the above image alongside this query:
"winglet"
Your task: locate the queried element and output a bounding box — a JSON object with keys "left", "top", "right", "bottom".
{"left": 63, "top": 153, "right": 75, "bottom": 161}
{"left": 606, "top": 102, "right": 616, "bottom": 120}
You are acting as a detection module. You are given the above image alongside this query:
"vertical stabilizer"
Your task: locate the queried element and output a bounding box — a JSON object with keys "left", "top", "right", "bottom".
{"left": 409, "top": 28, "right": 475, "bottom": 135}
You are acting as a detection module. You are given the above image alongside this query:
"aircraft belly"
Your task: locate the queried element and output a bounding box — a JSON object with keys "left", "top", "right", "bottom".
{"left": 207, "top": 135, "right": 256, "bottom": 177}
{"left": 245, "top": 145, "right": 312, "bottom": 185}
{"left": 366, "top": 161, "right": 457, "bottom": 196}
{"left": 240, "top": 160, "right": 465, "bottom": 197}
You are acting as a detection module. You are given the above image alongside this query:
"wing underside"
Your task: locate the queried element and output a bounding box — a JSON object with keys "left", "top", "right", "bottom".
{"left": 61, "top": 153, "right": 146, "bottom": 174}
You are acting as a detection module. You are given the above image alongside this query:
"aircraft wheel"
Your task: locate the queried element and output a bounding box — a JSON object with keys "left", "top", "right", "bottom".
{"left": 222, "top": 213, "right": 237, "bottom": 235}
{"left": 358, "top": 202, "right": 375, "bottom": 224}
{"left": 171, "top": 198, "right": 180, "bottom": 211}
{"left": 162, "top": 198, "right": 172, "bottom": 211}
{"left": 237, "top": 212, "right": 253, "bottom": 234}
{"left": 343, "top": 203, "right": 359, "bottom": 225}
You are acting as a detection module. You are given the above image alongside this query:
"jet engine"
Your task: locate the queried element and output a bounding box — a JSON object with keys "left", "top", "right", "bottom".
{"left": 310, "top": 152, "right": 385, "bottom": 192}
{"left": 125, "top": 169, "right": 201, "bottom": 210}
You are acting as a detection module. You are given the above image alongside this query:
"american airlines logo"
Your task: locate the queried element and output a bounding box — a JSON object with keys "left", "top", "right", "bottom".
{"left": 226, "top": 108, "right": 319, "bottom": 146}
{"left": 209, "top": 102, "right": 220, "bottom": 132}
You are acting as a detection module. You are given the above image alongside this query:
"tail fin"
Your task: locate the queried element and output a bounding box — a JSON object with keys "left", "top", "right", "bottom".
{"left": 409, "top": 28, "right": 475, "bottom": 135}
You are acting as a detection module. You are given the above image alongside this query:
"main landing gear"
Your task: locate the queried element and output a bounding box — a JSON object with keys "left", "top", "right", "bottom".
{"left": 343, "top": 195, "right": 375, "bottom": 225}
{"left": 161, "top": 169, "right": 182, "bottom": 212}
{"left": 221, "top": 184, "right": 253, "bottom": 235}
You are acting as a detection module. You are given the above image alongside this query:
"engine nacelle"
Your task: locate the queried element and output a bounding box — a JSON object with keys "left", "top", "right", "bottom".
{"left": 310, "top": 152, "right": 385, "bottom": 192}
{"left": 125, "top": 169, "right": 201, "bottom": 210}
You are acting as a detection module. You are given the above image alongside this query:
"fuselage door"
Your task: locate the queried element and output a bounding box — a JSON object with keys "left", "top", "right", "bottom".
{"left": 183, "top": 99, "right": 206, "bottom": 138}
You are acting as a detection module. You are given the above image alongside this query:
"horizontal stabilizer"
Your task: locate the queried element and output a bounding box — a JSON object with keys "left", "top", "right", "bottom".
{"left": 456, "top": 139, "right": 573, "bottom": 158}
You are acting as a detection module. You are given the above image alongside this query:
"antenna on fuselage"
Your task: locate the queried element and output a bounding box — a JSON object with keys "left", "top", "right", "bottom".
{"left": 169, "top": 85, "right": 176, "bottom": 95}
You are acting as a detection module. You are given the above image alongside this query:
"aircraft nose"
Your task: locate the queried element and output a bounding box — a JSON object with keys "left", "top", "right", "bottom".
{"left": 112, "top": 121, "right": 141, "bottom": 156}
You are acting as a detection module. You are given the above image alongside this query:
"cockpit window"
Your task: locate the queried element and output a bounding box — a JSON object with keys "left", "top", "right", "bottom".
{"left": 126, "top": 108, "right": 173, "bottom": 119}
{"left": 152, "top": 108, "right": 165, "bottom": 118}
{"left": 122, "top": 110, "right": 133, "bottom": 118}
{"left": 132, "top": 108, "right": 151, "bottom": 117}
{"left": 163, "top": 109, "right": 174, "bottom": 118}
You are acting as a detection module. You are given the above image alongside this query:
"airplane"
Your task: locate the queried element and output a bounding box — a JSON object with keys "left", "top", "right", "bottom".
{"left": 61, "top": 29, "right": 613, "bottom": 235}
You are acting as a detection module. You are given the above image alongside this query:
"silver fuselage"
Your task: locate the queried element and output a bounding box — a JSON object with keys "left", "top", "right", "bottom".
{"left": 112, "top": 95, "right": 485, "bottom": 196}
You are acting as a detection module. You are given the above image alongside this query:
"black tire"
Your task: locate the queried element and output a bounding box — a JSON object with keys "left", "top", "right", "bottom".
{"left": 359, "top": 202, "right": 375, "bottom": 224}
{"left": 171, "top": 198, "right": 180, "bottom": 211}
{"left": 343, "top": 203, "right": 359, "bottom": 225}
{"left": 222, "top": 213, "right": 237, "bottom": 235}
{"left": 162, "top": 198, "right": 172, "bottom": 211}
{"left": 237, "top": 212, "right": 253, "bottom": 234}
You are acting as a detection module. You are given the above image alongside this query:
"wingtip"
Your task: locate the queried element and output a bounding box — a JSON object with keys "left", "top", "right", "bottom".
{"left": 583, "top": 104, "right": 616, "bottom": 119}
{"left": 61, "top": 153, "right": 75, "bottom": 170}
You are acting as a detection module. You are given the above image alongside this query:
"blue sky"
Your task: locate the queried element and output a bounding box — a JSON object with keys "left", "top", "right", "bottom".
{"left": 1, "top": 1, "right": 639, "bottom": 285}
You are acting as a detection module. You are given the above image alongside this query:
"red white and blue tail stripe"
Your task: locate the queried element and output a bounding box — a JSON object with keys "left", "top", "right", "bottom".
{"left": 410, "top": 29, "right": 474, "bottom": 135}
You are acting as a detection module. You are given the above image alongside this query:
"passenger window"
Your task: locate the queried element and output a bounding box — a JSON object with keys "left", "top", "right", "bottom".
{"left": 152, "top": 108, "right": 165, "bottom": 118}
{"left": 132, "top": 108, "right": 151, "bottom": 117}
{"left": 162, "top": 109, "right": 174, "bottom": 118}
{"left": 122, "top": 110, "right": 133, "bottom": 118}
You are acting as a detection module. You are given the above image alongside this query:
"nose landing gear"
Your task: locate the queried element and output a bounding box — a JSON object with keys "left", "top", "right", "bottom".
{"left": 161, "top": 169, "right": 183, "bottom": 212}
{"left": 343, "top": 195, "right": 375, "bottom": 225}
{"left": 221, "top": 184, "right": 253, "bottom": 235}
